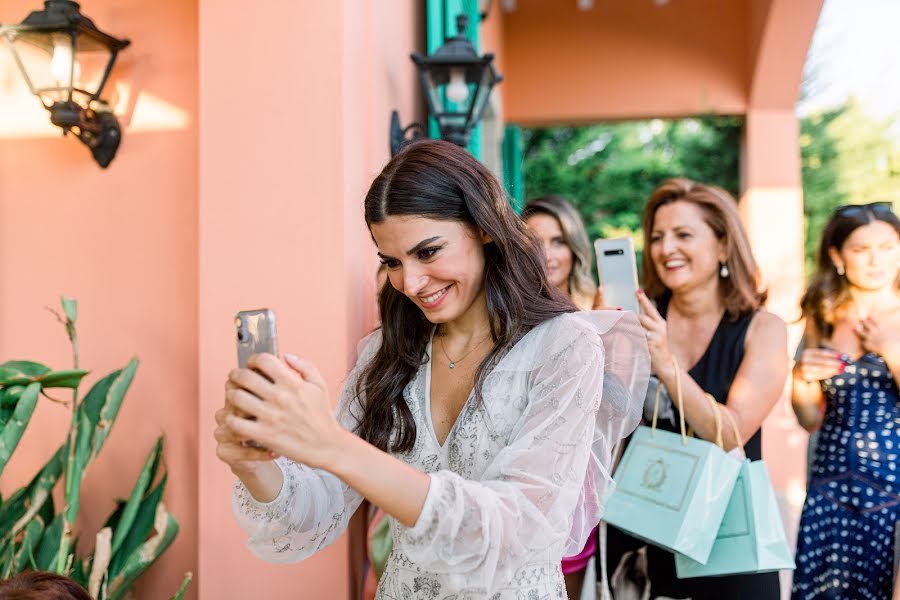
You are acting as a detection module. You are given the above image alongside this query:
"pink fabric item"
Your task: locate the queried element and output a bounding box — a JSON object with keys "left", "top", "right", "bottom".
{"left": 561, "top": 525, "right": 598, "bottom": 574}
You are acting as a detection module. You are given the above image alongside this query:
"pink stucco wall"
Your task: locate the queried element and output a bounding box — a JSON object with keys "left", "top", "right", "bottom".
{"left": 1, "top": 0, "right": 820, "bottom": 597}
{"left": 196, "top": 1, "right": 422, "bottom": 598}
{"left": 0, "top": 1, "right": 199, "bottom": 598}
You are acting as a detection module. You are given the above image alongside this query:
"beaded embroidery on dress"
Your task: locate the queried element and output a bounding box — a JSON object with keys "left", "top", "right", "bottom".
{"left": 232, "top": 311, "right": 649, "bottom": 598}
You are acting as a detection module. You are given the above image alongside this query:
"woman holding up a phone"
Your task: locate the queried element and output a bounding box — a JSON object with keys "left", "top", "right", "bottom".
{"left": 214, "top": 140, "right": 649, "bottom": 599}
{"left": 604, "top": 178, "right": 788, "bottom": 599}
{"left": 523, "top": 195, "right": 602, "bottom": 599}
{"left": 791, "top": 203, "right": 900, "bottom": 600}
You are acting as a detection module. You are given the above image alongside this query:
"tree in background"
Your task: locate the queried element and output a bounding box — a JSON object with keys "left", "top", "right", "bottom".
{"left": 523, "top": 102, "right": 899, "bottom": 279}
{"left": 522, "top": 116, "right": 741, "bottom": 266}
{"left": 800, "top": 97, "right": 900, "bottom": 273}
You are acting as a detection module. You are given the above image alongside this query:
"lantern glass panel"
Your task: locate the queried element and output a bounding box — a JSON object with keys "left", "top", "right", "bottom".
{"left": 9, "top": 31, "right": 112, "bottom": 106}
{"left": 468, "top": 65, "right": 497, "bottom": 125}
{"left": 422, "top": 69, "right": 470, "bottom": 133}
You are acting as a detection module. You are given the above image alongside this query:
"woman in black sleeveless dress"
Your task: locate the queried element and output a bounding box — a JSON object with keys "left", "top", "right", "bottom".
{"left": 602, "top": 179, "right": 789, "bottom": 599}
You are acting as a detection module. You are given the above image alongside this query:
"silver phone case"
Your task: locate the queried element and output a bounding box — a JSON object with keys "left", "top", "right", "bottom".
{"left": 594, "top": 237, "right": 640, "bottom": 313}
{"left": 235, "top": 309, "right": 278, "bottom": 368}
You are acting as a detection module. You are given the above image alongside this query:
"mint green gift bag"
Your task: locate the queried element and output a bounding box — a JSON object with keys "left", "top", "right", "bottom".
{"left": 603, "top": 365, "right": 741, "bottom": 564}
{"left": 675, "top": 407, "right": 796, "bottom": 578}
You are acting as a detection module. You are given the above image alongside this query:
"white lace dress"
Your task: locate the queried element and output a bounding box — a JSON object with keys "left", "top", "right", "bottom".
{"left": 232, "top": 311, "right": 648, "bottom": 599}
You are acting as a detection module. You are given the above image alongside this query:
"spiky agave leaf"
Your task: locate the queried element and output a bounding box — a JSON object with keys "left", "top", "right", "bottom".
{"left": 88, "top": 527, "right": 113, "bottom": 599}
{"left": 0, "top": 362, "right": 50, "bottom": 386}
{"left": 88, "top": 359, "right": 139, "bottom": 459}
{"left": 108, "top": 473, "right": 167, "bottom": 578}
{"left": 0, "top": 445, "right": 64, "bottom": 547}
{"left": 106, "top": 503, "right": 179, "bottom": 600}
{"left": 12, "top": 517, "right": 45, "bottom": 572}
{"left": 110, "top": 438, "right": 163, "bottom": 557}
{"left": 0, "top": 383, "right": 41, "bottom": 476}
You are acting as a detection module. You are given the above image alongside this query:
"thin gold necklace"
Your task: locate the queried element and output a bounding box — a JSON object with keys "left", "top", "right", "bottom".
{"left": 437, "top": 332, "right": 491, "bottom": 369}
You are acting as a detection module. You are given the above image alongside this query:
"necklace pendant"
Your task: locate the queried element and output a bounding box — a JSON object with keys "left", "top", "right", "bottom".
{"left": 449, "top": 362, "right": 455, "bottom": 369}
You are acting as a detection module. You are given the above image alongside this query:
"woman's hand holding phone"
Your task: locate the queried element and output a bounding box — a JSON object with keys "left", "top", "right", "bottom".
{"left": 635, "top": 289, "right": 676, "bottom": 379}
{"left": 224, "top": 353, "right": 346, "bottom": 472}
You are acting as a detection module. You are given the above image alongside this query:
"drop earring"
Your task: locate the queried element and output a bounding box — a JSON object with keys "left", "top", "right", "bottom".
{"left": 719, "top": 262, "right": 730, "bottom": 278}
{"left": 836, "top": 264, "right": 845, "bottom": 276}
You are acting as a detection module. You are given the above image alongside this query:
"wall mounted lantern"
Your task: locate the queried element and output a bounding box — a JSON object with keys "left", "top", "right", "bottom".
{"left": 1, "top": 1, "right": 130, "bottom": 168}
{"left": 390, "top": 14, "right": 502, "bottom": 156}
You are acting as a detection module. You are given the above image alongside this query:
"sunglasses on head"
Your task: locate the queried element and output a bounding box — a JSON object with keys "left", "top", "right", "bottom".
{"left": 834, "top": 202, "right": 894, "bottom": 218}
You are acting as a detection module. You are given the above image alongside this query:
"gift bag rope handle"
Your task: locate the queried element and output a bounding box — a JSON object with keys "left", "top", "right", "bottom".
{"left": 715, "top": 399, "right": 746, "bottom": 455}
{"left": 703, "top": 393, "right": 725, "bottom": 449}
{"left": 651, "top": 356, "right": 687, "bottom": 445}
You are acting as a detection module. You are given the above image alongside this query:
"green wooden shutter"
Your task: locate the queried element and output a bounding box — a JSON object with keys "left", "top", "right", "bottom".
{"left": 503, "top": 124, "right": 524, "bottom": 212}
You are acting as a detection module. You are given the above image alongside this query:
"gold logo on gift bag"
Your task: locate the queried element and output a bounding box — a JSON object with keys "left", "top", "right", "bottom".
{"left": 641, "top": 457, "right": 667, "bottom": 490}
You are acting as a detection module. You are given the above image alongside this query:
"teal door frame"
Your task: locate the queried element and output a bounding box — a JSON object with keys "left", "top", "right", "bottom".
{"left": 426, "top": 0, "right": 483, "bottom": 160}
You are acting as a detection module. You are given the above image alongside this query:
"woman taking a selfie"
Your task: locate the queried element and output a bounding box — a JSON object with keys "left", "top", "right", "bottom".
{"left": 523, "top": 195, "right": 601, "bottom": 599}
{"left": 214, "top": 140, "right": 648, "bottom": 598}
{"left": 791, "top": 203, "right": 900, "bottom": 600}
{"left": 604, "top": 178, "right": 788, "bottom": 599}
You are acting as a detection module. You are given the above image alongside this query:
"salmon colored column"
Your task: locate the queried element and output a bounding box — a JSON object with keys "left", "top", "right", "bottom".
{"left": 198, "top": 2, "right": 350, "bottom": 598}
{"left": 740, "top": 0, "right": 822, "bottom": 515}
{"left": 740, "top": 109, "right": 810, "bottom": 512}
{"left": 197, "top": 1, "right": 421, "bottom": 598}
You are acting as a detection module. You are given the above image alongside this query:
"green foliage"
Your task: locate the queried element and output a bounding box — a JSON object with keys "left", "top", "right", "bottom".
{"left": 0, "top": 298, "right": 189, "bottom": 599}
{"left": 801, "top": 98, "right": 900, "bottom": 274}
{"left": 523, "top": 101, "right": 899, "bottom": 282}
{"left": 523, "top": 115, "right": 742, "bottom": 250}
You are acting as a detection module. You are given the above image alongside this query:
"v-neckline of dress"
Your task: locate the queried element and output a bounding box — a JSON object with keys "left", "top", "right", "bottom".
{"left": 424, "top": 337, "right": 476, "bottom": 451}
{"left": 659, "top": 295, "right": 727, "bottom": 375}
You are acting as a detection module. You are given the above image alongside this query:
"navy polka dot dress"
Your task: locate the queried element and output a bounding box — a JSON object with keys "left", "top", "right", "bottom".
{"left": 792, "top": 352, "right": 900, "bottom": 599}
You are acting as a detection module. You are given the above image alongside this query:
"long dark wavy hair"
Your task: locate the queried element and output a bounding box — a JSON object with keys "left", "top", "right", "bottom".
{"left": 801, "top": 203, "right": 900, "bottom": 341}
{"left": 357, "top": 140, "right": 576, "bottom": 453}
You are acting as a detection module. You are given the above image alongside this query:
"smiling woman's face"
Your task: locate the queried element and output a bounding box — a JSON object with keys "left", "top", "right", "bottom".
{"left": 648, "top": 200, "right": 724, "bottom": 293}
{"left": 370, "top": 215, "right": 487, "bottom": 324}
{"left": 525, "top": 212, "right": 573, "bottom": 295}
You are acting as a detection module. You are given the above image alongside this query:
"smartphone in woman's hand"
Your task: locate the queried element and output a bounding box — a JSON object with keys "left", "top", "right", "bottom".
{"left": 235, "top": 309, "right": 277, "bottom": 450}
{"left": 236, "top": 308, "right": 278, "bottom": 367}
{"left": 595, "top": 238, "right": 640, "bottom": 313}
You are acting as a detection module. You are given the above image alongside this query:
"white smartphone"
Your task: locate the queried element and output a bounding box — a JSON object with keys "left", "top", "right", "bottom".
{"left": 594, "top": 238, "right": 640, "bottom": 313}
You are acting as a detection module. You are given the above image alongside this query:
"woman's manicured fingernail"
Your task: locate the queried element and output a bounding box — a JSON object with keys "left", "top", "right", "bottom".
{"left": 285, "top": 353, "right": 299, "bottom": 362}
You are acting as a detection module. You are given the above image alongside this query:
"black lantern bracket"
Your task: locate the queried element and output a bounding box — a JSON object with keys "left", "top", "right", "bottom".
{"left": 0, "top": 0, "right": 130, "bottom": 167}
{"left": 390, "top": 13, "right": 502, "bottom": 157}
{"left": 389, "top": 110, "right": 426, "bottom": 157}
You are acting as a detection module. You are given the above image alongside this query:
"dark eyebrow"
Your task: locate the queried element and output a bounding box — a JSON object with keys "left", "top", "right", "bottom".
{"left": 406, "top": 236, "right": 442, "bottom": 255}
{"left": 377, "top": 236, "right": 443, "bottom": 261}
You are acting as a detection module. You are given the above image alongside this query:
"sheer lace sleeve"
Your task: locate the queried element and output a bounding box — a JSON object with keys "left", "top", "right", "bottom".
{"left": 230, "top": 330, "right": 381, "bottom": 563}
{"left": 396, "top": 311, "right": 648, "bottom": 589}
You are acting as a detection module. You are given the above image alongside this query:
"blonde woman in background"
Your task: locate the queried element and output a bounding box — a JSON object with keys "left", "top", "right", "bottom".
{"left": 523, "top": 195, "right": 599, "bottom": 312}
{"left": 523, "top": 195, "right": 600, "bottom": 600}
